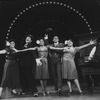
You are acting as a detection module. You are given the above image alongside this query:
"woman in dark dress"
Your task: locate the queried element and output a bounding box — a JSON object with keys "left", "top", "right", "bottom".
{"left": 0, "top": 40, "right": 20, "bottom": 97}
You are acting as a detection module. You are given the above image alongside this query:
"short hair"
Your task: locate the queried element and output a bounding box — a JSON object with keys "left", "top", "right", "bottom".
{"left": 25, "top": 34, "right": 33, "bottom": 40}
{"left": 53, "top": 36, "right": 59, "bottom": 41}
{"left": 8, "top": 39, "right": 15, "bottom": 43}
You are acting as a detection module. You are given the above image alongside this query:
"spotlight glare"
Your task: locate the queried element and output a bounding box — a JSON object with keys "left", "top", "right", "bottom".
{"left": 60, "top": 3, "right": 63, "bottom": 5}
{"left": 15, "top": 17, "right": 17, "bottom": 20}
{"left": 23, "top": 10, "right": 25, "bottom": 12}
{"left": 9, "top": 27, "right": 11, "bottom": 29}
{"left": 39, "top": 3, "right": 42, "bottom": 5}
{"left": 84, "top": 19, "right": 86, "bottom": 21}
{"left": 53, "top": 2, "right": 56, "bottom": 4}
{"left": 64, "top": 4, "right": 66, "bottom": 6}
{"left": 13, "top": 20, "right": 15, "bottom": 23}
{"left": 29, "top": 6, "right": 32, "bottom": 8}
{"left": 86, "top": 22, "right": 88, "bottom": 24}
{"left": 26, "top": 8, "right": 28, "bottom": 10}
{"left": 70, "top": 7, "right": 72, "bottom": 9}
{"left": 8, "top": 30, "right": 10, "bottom": 32}
{"left": 32, "top": 5, "right": 35, "bottom": 7}
{"left": 36, "top": 3, "right": 38, "bottom": 6}
{"left": 89, "top": 28, "right": 91, "bottom": 30}
{"left": 81, "top": 16, "right": 84, "bottom": 18}
{"left": 46, "top": 2, "right": 49, "bottom": 4}
{"left": 57, "top": 2, "right": 59, "bottom": 4}
{"left": 67, "top": 5, "right": 69, "bottom": 8}
{"left": 43, "top": 2, "right": 45, "bottom": 4}
{"left": 6, "top": 37, "right": 8, "bottom": 39}
{"left": 20, "top": 12, "right": 23, "bottom": 14}
{"left": 7, "top": 33, "right": 9, "bottom": 36}
{"left": 76, "top": 11, "right": 79, "bottom": 13}
{"left": 50, "top": 1, "right": 52, "bottom": 4}
{"left": 73, "top": 9, "right": 76, "bottom": 11}
{"left": 11, "top": 23, "right": 13, "bottom": 25}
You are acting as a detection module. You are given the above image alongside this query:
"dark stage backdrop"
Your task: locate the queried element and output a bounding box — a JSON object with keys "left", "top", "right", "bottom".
{"left": 0, "top": 0, "right": 100, "bottom": 83}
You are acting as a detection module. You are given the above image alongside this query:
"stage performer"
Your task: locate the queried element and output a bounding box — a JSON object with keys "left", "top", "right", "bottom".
{"left": 0, "top": 40, "right": 20, "bottom": 98}
{"left": 49, "top": 36, "right": 64, "bottom": 95}
{"left": 19, "top": 34, "right": 38, "bottom": 97}
{"left": 51, "top": 39, "right": 96, "bottom": 95}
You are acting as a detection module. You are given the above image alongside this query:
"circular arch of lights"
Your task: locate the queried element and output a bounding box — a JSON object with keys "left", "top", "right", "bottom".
{"left": 6, "top": 1, "right": 93, "bottom": 40}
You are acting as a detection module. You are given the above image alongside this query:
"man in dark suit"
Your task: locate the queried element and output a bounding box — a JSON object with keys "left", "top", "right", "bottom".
{"left": 49, "top": 36, "right": 64, "bottom": 95}
{"left": 19, "top": 35, "right": 38, "bottom": 96}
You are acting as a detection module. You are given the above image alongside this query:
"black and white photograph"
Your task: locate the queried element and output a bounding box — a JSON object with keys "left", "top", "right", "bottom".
{"left": 0, "top": 0, "right": 100, "bottom": 100}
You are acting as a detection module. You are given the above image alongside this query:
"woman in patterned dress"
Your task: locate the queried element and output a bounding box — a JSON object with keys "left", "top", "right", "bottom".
{"left": 35, "top": 38, "right": 49, "bottom": 96}
{"left": 62, "top": 39, "right": 95, "bottom": 95}
{"left": 0, "top": 40, "right": 20, "bottom": 98}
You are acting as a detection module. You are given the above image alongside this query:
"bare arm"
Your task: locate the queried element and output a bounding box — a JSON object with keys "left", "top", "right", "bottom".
{"left": 49, "top": 46, "right": 64, "bottom": 50}
{"left": 78, "top": 40, "right": 96, "bottom": 50}
{"left": 0, "top": 50, "right": 7, "bottom": 54}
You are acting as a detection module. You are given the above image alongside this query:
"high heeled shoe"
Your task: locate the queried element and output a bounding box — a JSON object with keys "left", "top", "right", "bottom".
{"left": 79, "top": 91, "right": 84, "bottom": 95}
{"left": 68, "top": 91, "right": 73, "bottom": 95}
{"left": 11, "top": 91, "right": 18, "bottom": 96}
{"left": 43, "top": 92, "right": 47, "bottom": 96}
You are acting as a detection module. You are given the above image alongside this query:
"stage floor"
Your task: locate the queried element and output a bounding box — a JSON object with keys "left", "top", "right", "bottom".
{"left": 1, "top": 84, "right": 100, "bottom": 100}
{"left": 1, "top": 93, "right": 100, "bottom": 100}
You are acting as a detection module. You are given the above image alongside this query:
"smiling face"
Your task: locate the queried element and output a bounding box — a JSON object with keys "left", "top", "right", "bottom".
{"left": 25, "top": 36, "right": 32, "bottom": 43}
{"left": 39, "top": 39, "right": 44, "bottom": 46}
{"left": 10, "top": 41, "right": 15, "bottom": 48}
{"left": 67, "top": 40, "right": 73, "bottom": 47}
{"left": 53, "top": 36, "right": 59, "bottom": 43}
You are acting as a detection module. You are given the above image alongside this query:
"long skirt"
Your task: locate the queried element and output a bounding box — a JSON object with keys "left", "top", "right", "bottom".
{"left": 1, "top": 60, "right": 20, "bottom": 89}
{"left": 62, "top": 59, "right": 78, "bottom": 79}
{"left": 35, "top": 58, "right": 49, "bottom": 79}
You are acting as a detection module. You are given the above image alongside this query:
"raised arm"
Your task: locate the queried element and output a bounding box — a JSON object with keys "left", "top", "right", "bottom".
{"left": 0, "top": 50, "right": 7, "bottom": 54}
{"left": 78, "top": 40, "right": 96, "bottom": 50}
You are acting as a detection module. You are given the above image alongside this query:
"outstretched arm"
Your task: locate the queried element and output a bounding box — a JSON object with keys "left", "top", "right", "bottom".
{"left": 49, "top": 46, "right": 64, "bottom": 50}
{"left": 0, "top": 50, "right": 7, "bottom": 54}
{"left": 17, "top": 47, "right": 37, "bottom": 53}
{"left": 78, "top": 40, "right": 96, "bottom": 50}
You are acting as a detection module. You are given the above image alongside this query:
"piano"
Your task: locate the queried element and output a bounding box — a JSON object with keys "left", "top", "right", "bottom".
{"left": 79, "top": 56, "right": 100, "bottom": 91}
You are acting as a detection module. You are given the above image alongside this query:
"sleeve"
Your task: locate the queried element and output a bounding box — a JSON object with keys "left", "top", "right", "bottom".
{"left": 88, "top": 46, "right": 96, "bottom": 59}
{"left": 31, "top": 50, "right": 38, "bottom": 59}
{"left": 5, "top": 47, "right": 9, "bottom": 53}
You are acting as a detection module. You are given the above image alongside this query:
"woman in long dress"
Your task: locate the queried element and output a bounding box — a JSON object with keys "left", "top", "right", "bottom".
{"left": 0, "top": 40, "right": 20, "bottom": 98}
{"left": 35, "top": 38, "right": 49, "bottom": 96}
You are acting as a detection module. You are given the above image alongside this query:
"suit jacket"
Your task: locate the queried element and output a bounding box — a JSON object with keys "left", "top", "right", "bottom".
{"left": 19, "top": 43, "right": 37, "bottom": 67}
{"left": 49, "top": 43, "right": 64, "bottom": 62}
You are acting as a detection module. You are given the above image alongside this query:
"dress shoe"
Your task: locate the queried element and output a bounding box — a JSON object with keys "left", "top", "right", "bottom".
{"left": 33, "top": 92, "right": 38, "bottom": 97}
{"left": 58, "top": 89, "right": 62, "bottom": 95}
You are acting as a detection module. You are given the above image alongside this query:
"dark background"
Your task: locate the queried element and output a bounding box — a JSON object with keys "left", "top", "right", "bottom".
{"left": 0, "top": 0, "right": 100, "bottom": 83}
